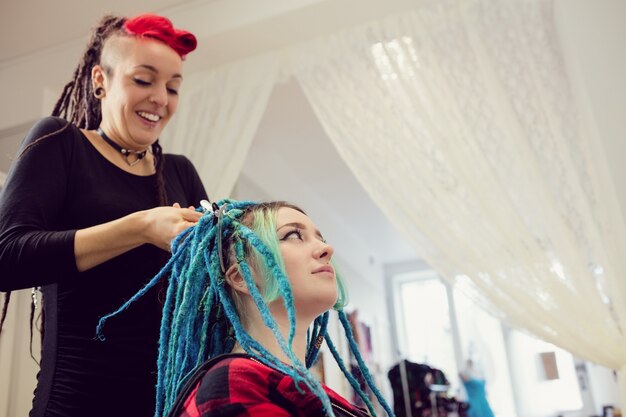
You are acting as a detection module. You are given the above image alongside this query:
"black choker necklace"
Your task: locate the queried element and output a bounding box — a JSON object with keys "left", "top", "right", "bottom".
{"left": 96, "top": 128, "right": 148, "bottom": 167}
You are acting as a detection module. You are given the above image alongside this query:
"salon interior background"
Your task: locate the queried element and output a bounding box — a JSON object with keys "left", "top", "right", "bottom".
{"left": 1, "top": 0, "right": 625, "bottom": 417}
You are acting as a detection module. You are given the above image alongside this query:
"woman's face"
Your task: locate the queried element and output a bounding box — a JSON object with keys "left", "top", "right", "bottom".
{"left": 275, "top": 207, "right": 338, "bottom": 318}
{"left": 95, "top": 35, "right": 183, "bottom": 150}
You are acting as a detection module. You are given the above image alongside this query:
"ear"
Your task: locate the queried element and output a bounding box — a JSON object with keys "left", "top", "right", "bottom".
{"left": 225, "top": 264, "right": 250, "bottom": 296}
{"left": 91, "top": 65, "right": 107, "bottom": 91}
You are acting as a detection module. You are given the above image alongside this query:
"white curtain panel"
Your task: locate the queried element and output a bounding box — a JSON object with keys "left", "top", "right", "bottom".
{"left": 162, "top": 52, "right": 281, "bottom": 200}
{"left": 293, "top": 0, "right": 626, "bottom": 373}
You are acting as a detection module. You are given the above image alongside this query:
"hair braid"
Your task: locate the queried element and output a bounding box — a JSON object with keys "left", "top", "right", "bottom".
{"left": 152, "top": 140, "right": 167, "bottom": 205}
{"left": 18, "top": 15, "right": 125, "bottom": 159}
{"left": 337, "top": 310, "right": 395, "bottom": 417}
{"left": 28, "top": 288, "right": 40, "bottom": 366}
{"left": 0, "top": 292, "right": 11, "bottom": 338}
{"left": 53, "top": 15, "right": 125, "bottom": 129}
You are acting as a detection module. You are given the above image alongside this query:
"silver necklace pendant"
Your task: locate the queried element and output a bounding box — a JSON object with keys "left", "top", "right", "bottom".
{"left": 121, "top": 149, "right": 146, "bottom": 167}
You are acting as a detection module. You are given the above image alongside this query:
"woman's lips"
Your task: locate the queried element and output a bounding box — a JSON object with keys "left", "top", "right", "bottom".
{"left": 313, "top": 265, "right": 335, "bottom": 275}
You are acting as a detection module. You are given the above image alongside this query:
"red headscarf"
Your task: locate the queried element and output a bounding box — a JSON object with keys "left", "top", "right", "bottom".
{"left": 123, "top": 14, "right": 197, "bottom": 59}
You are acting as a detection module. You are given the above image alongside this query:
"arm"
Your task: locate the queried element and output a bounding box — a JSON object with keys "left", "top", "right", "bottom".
{"left": 0, "top": 118, "right": 201, "bottom": 290}
{"left": 0, "top": 118, "right": 77, "bottom": 290}
{"left": 77, "top": 149, "right": 208, "bottom": 271}
{"left": 74, "top": 206, "right": 201, "bottom": 272}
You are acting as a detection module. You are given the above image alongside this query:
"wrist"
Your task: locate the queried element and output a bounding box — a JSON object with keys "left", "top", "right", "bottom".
{"left": 127, "top": 210, "right": 151, "bottom": 245}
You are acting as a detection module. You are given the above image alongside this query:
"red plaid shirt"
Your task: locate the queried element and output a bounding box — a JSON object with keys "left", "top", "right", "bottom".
{"left": 171, "top": 354, "right": 371, "bottom": 417}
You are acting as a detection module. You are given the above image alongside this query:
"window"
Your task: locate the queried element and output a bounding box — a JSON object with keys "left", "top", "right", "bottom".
{"left": 390, "top": 268, "right": 518, "bottom": 416}
{"left": 393, "top": 270, "right": 461, "bottom": 394}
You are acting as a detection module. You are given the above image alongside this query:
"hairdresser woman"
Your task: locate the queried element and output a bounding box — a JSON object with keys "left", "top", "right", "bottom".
{"left": 0, "top": 14, "right": 207, "bottom": 417}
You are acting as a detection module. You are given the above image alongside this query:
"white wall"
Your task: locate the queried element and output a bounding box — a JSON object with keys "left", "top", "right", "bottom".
{"left": 0, "top": 122, "right": 33, "bottom": 173}
{"left": 504, "top": 331, "right": 620, "bottom": 417}
{"left": 586, "top": 362, "right": 622, "bottom": 416}
{"left": 0, "top": 41, "right": 84, "bottom": 131}
{"left": 506, "top": 329, "right": 583, "bottom": 417}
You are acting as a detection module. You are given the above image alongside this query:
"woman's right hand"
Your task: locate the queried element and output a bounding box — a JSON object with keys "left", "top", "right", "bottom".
{"left": 141, "top": 205, "right": 202, "bottom": 251}
{"left": 74, "top": 204, "right": 202, "bottom": 272}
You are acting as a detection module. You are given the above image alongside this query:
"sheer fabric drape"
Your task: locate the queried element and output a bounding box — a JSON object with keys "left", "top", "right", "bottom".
{"left": 293, "top": 0, "right": 626, "bottom": 374}
{"left": 162, "top": 52, "right": 281, "bottom": 199}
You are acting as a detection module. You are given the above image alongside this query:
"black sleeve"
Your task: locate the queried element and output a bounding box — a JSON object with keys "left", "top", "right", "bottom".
{"left": 164, "top": 154, "right": 208, "bottom": 208}
{"left": 0, "top": 117, "right": 78, "bottom": 291}
{"left": 182, "top": 156, "right": 208, "bottom": 206}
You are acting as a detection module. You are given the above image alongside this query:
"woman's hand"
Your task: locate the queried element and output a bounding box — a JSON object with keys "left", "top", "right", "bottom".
{"left": 142, "top": 205, "right": 202, "bottom": 251}
{"left": 74, "top": 203, "right": 202, "bottom": 272}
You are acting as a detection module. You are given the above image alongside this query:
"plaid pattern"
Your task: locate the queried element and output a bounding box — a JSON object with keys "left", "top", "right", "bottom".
{"left": 174, "top": 354, "right": 371, "bottom": 417}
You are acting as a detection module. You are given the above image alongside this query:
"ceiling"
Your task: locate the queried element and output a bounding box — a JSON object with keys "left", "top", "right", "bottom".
{"left": 0, "top": 0, "right": 195, "bottom": 63}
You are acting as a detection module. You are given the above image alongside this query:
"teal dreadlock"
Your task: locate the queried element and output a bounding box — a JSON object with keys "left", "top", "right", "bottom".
{"left": 96, "top": 199, "right": 394, "bottom": 417}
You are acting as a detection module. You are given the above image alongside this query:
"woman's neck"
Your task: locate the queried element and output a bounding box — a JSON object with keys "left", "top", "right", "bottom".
{"left": 235, "top": 307, "right": 312, "bottom": 366}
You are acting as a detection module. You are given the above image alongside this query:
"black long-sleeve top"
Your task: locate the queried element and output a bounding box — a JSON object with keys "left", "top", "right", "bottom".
{"left": 0, "top": 117, "right": 208, "bottom": 417}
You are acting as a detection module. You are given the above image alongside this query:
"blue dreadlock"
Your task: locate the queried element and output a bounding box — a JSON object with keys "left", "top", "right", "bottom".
{"left": 96, "top": 199, "right": 394, "bottom": 417}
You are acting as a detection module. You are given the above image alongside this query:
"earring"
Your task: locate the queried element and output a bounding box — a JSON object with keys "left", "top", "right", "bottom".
{"left": 94, "top": 87, "right": 105, "bottom": 99}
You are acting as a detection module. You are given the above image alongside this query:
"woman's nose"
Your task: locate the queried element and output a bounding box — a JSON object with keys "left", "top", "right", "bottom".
{"left": 315, "top": 241, "right": 334, "bottom": 261}
{"left": 150, "top": 86, "right": 168, "bottom": 107}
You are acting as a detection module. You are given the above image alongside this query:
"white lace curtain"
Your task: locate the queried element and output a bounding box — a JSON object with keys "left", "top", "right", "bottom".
{"left": 293, "top": 0, "right": 626, "bottom": 376}
{"left": 166, "top": 0, "right": 626, "bottom": 390}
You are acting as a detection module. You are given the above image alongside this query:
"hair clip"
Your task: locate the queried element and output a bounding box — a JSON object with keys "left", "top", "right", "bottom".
{"left": 200, "top": 199, "right": 214, "bottom": 214}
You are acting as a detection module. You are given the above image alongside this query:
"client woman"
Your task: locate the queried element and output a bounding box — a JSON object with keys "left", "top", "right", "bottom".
{"left": 98, "top": 199, "right": 394, "bottom": 416}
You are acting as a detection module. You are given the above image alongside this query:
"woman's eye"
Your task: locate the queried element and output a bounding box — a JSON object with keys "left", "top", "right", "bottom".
{"left": 167, "top": 87, "right": 179, "bottom": 95}
{"left": 133, "top": 78, "right": 151, "bottom": 86}
{"left": 282, "top": 230, "right": 303, "bottom": 241}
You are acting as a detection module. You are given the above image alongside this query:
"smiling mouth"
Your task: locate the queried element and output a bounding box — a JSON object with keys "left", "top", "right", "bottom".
{"left": 137, "top": 111, "right": 161, "bottom": 122}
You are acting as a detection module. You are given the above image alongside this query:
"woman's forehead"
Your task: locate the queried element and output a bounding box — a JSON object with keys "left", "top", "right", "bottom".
{"left": 276, "top": 207, "right": 313, "bottom": 227}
